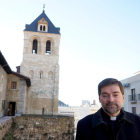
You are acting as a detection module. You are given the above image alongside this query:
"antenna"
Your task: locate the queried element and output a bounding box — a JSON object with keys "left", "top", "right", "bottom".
{"left": 43, "top": 4, "right": 45, "bottom": 13}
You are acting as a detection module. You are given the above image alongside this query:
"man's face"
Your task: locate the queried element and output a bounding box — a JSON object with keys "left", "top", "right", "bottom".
{"left": 99, "top": 84, "right": 124, "bottom": 117}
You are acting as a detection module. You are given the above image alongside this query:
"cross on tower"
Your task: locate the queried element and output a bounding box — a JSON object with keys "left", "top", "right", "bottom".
{"left": 43, "top": 4, "right": 45, "bottom": 12}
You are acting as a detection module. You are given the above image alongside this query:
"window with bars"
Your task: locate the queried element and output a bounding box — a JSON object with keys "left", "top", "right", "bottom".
{"left": 11, "top": 82, "right": 17, "bottom": 89}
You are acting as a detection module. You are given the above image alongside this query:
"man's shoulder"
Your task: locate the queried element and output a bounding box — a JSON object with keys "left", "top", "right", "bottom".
{"left": 78, "top": 108, "right": 101, "bottom": 124}
{"left": 124, "top": 110, "right": 140, "bottom": 118}
{"left": 78, "top": 114, "right": 94, "bottom": 128}
{"left": 124, "top": 110, "right": 140, "bottom": 122}
{"left": 80, "top": 114, "right": 94, "bottom": 122}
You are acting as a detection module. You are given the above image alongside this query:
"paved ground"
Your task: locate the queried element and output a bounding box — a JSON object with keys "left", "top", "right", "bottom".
{"left": 0, "top": 116, "right": 13, "bottom": 124}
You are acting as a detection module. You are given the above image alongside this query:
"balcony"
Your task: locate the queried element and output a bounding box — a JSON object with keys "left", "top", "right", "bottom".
{"left": 129, "top": 95, "right": 137, "bottom": 104}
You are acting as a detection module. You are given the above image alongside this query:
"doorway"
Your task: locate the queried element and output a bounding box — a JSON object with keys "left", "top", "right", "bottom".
{"left": 8, "top": 102, "right": 16, "bottom": 116}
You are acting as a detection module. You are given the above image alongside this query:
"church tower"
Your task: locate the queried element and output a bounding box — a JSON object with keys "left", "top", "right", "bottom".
{"left": 20, "top": 10, "right": 60, "bottom": 115}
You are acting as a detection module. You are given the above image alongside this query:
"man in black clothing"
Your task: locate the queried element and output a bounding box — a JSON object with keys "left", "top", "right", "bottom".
{"left": 76, "top": 78, "right": 140, "bottom": 140}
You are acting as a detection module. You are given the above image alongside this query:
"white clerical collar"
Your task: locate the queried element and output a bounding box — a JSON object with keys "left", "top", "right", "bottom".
{"left": 110, "top": 116, "right": 116, "bottom": 121}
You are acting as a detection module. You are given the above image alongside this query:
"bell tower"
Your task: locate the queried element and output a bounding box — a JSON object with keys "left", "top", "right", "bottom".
{"left": 20, "top": 11, "right": 61, "bottom": 115}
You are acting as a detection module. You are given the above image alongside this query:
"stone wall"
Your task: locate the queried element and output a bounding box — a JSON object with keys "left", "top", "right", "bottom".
{"left": 0, "top": 66, "right": 8, "bottom": 118}
{"left": 20, "top": 31, "right": 60, "bottom": 115}
{"left": 0, "top": 117, "right": 13, "bottom": 140}
{"left": 6, "top": 74, "right": 27, "bottom": 114}
{"left": 3, "top": 115, "right": 74, "bottom": 140}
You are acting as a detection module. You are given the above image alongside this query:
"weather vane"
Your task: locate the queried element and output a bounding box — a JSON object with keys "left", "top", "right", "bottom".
{"left": 43, "top": 4, "right": 45, "bottom": 12}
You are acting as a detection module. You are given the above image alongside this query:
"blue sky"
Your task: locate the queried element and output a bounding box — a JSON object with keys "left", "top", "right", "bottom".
{"left": 0, "top": 0, "right": 140, "bottom": 106}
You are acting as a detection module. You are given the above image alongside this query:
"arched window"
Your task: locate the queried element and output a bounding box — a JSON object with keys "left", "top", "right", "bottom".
{"left": 32, "top": 40, "right": 37, "bottom": 54}
{"left": 43, "top": 26, "right": 45, "bottom": 31}
{"left": 39, "top": 71, "right": 43, "bottom": 79}
{"left": 48, "top": 71, "right": 53, "bottom": 81}
{"left": 46, "top": 41, "right": 51, "bottom": 55}
{"left": 40, "top": 25, "right": 42, "bottom": 31}
{"left": 29, "top": 70, "right": 34, "bottom": 78}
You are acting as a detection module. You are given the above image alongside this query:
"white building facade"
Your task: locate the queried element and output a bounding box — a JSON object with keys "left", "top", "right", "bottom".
{"left": 121, "top": 74, "right": 140, "bottom": 115}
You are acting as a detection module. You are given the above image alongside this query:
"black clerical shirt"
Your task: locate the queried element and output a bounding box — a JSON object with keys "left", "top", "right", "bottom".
{"left": 101, "top": 108, "right": 123, "bottom": 140}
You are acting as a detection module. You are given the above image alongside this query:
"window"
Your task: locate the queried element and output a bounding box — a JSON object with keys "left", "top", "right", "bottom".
{"left": 29, "top": 70, "right": 34, "bottom": 78}
{"left": 11, "top": 82, "right": 17, "bottom": 89}
{"left": 46, "top": 41, "right": 51, "bottom": 55}
{"left": 131, "top": 89, "right": 135, "bottom": 100}
{"left": 40, "top": 25, "right": 42, "bottom": 31}
{"left": 38, "top": 24, "right": 47, "bottom": 32}
{"left": 1, "top": 75, "right": 3, "bottom": 85}
{"left": 42, "top": 108, "right": 44, "bottom": 115}
{"left": 32, "top": 39, "right": 38, "bottom": 54}
{"left": 39, "top": 71, "right": 43, "bottom": 79}
{"left": 138, "top": 94, "right": 140, "bottom": 101}
{"left": 132, "top": 107, "right": 136, "bottom": 114}
{"left": 2, "top": 100, "right": 5, "bottom": 110}
{"left": 43, "top": 26, "right": 45, "bottom": 31}
{"left": 37, "top": 18, "right": 48, "bottom": 32}
{"left": 48, "top": 71, "right": 53, "bottom": 80}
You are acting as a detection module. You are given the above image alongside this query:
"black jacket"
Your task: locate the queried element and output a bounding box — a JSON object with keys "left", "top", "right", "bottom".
{"left": 76, "top": 108, "right": 140, "bottom": 140}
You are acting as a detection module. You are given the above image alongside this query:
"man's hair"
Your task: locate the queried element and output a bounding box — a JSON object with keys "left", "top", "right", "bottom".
{"left": 98, "top": 78, "right": 124, "bottom": 96}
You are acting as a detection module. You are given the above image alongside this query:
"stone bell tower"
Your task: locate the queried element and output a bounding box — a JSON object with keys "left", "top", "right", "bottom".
{"left": 20, "top": 10, "right": 61, "bottom": 115}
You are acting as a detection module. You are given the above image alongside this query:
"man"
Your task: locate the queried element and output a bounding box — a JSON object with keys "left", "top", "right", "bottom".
{"left": 76, "top": 78, "right": 140, "bottom": 140}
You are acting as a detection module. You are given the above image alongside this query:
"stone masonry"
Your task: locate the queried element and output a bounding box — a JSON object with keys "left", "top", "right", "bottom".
{"left": 6, "top": 74, "right": 28, "bottom": 115}
{"left": 0, "top": 65, "right": 8, "bottom": 118}
{"left": 0, "top": 117, "right": 13, "bottom": 140}
{"left": 2, "top": 116, "right": 74, "bottom": 140}
{"left": 20, "top": 12, "right": 61, "bottom": 115}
